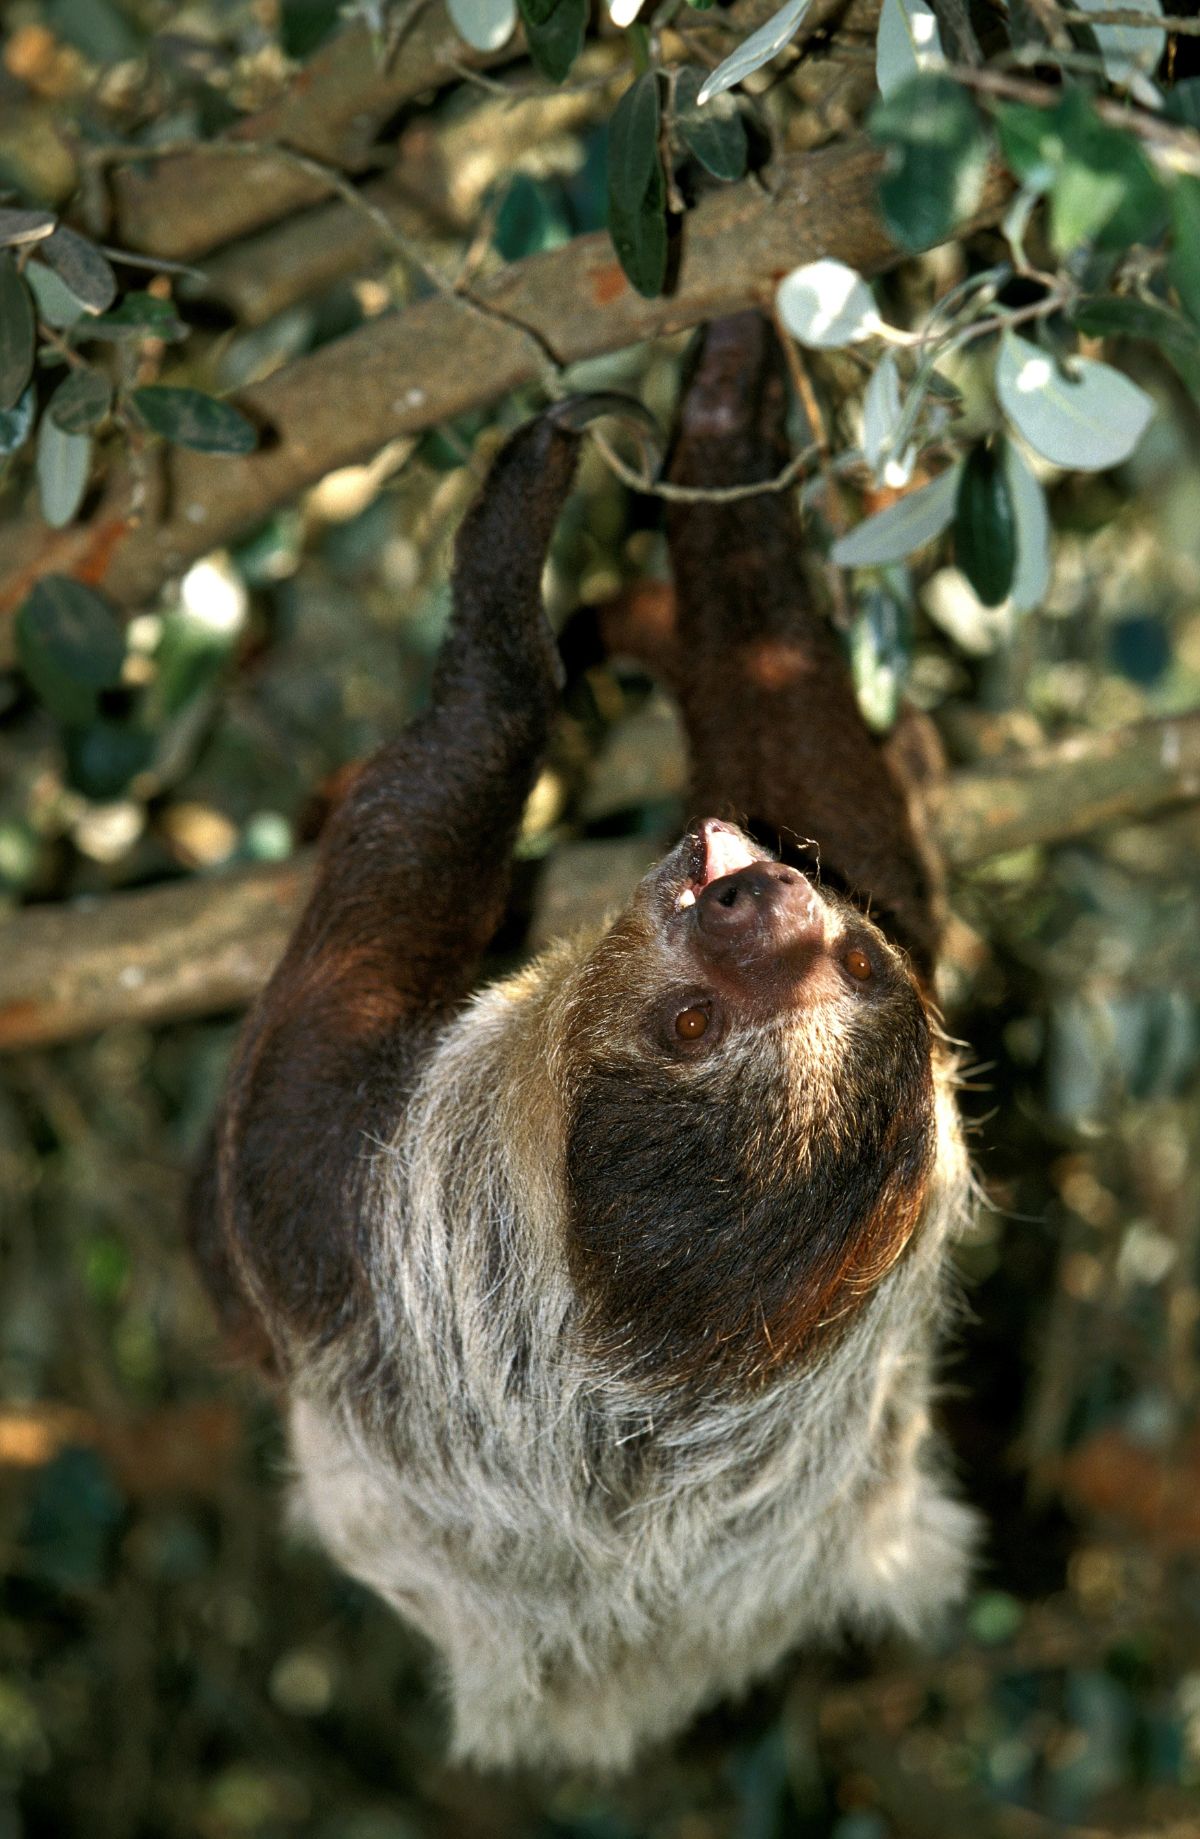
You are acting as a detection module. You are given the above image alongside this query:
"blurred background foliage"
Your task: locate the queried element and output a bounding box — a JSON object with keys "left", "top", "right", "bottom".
{"left": 2, "top": 1, "right": 1200, "bottom": 1837}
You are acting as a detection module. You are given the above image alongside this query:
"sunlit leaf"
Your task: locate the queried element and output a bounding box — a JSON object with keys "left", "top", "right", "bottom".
{"left": 607, "top": 73, "right": 668, "bottom": 299}
{"left": 870, "top": 73, "right": 987, "bottom": 252}
{"left": 849, "top": 579, "right": 911, "bottom": 730}
{"left": 831, "top": 465, "right": 961, "bottom": 566}
{"left": 1073, "top": 0, "right": 1165, "bottom": 87}
{"left": 447, "top": 0, "right": 517, "bottom": 50}
{"left": 696, "top": 0, "right": 812, "bottom": 105}
{"left": 875, "top": 0, "right": 944, "bottom": 100}
{"left": 995, "top": 330, "right": 1155, "bottom": 471}
{"left": 15, "top": 576, "right": 126, "bottom": 724}
{"left": 674, "top": 66, "right": 747, "bottom": 181}
{"left": 26, "top": 260, "right": 87, "bottom": 330}
{"left": 131, "top": 386, "right": 258, "bottom": 455}
{"left": 0, "top": 251, "right": 35, "bottom": 412}
{"left": 996, "top": 89, "right": 1165, "bottom": 255}
{"left": 955, "top": 443, "right": 1016, "bottom": 607}
{"left": 776, "top": 258, "right": 879, "bottom": 349}
{"left": 862, "top": 352, "right": 917, "bottom": 485}
{"left": 36, "top": 416, "right": 92, "bottom": 528}
{"left": 1004, "top": 440, "right": 1051, "bottom": 613}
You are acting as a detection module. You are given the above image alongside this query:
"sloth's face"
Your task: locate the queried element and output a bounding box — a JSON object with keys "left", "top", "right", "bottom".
{"left": 556, "top": 821, "right": 938, "bottom": 1385}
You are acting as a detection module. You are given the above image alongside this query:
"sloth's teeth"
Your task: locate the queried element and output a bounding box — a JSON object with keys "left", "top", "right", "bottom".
{"left": 677, "top": 888, "right": 697, "bottom": 910}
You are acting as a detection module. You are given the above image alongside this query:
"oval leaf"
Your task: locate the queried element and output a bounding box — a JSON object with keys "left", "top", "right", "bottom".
{"left": 0, "top": 251, "right": 35, "bottom": 412}
{"left": 1003, "top": 440, "right": 1051, "bottom": 613}
{"left": 15, "top": 576, "right": 126, "bottom": 725}
{"left": 831, "top": 465, "right": 961, "bottom": 567}
{"left": 995, "top": 330, "right": 1155, "bottom": 471}
{"left": 37, "top": 416, "right": 92, "bottom": 528}
{"left": 862, "top": 352, "right": 912, "bottom": 483}
{"left": 38, "top": 227, "right": 117, "bottom": 315}
{"left": 870, "top": 72, "right": 987, "bottom": 252}
{"left": 131, "top": 386, "right": 258, "bottom": 455}
{"left": 0, "top": 207, "right": 56, "bottom": 251}
{"left": 1170, "top": 176, "right": 1200, "bottom": 329}
{"left": 25, "top": 260, "right": 87, "bottom": 331}
{"left": 516, "top": 0, "right": 586, "bottom": 82}
{"left": 875, "top": 0, "right": 944, "bottom": 101}
{"left": 674, "top": 66, "right": 747, "bottom": 182}
{"left": 777, "top": 259, "right": 879, "bottom": 349}
{"left": 48, "top": 367, "right": 114, "bottom": 434}
{"left": 849, "top": 581, "right": 912, "bottom": 731}
{"left": 608, "top": 74, "right": 669, "bottom": 298}
{"left": 1073, "top": 0, "right": 1165, "bottom": 87}
{"left": 955, "top": 443, "right": 1016, "bottom": 607}
{"left": 697, "top": 0, "right": 812, "bottom": 105}
{"left": 447, "top": 0, "right": 517, "bottom": 50}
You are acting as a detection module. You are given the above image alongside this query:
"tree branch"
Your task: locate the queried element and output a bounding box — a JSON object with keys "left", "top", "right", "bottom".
{"left": 1, "top": 711, "right": 1197, "bottom": 1053}
{"left": 0, "top": 140, "right": 1012, "bottom": 636}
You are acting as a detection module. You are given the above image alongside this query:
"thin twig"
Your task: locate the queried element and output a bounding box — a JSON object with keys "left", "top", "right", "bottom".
{"left": 1059, "top": 6, "right": 1200, "bottom": 31}
{"left": 589, "top": 428, "right": 818, "bottom": 502}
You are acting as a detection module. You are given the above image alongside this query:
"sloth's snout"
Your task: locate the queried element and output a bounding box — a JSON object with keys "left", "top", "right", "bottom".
{"left": 694, "top": 863, "right": 824, "bottom": 957}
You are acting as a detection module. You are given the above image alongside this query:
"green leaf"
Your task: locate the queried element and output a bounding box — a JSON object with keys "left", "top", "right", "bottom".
{"left": 85, "top": 292, "right": 189, "bottom": 343}
{"left": 1003, "top": 440, "right": 1051, "bottom": 613}
{"left": 131, "top": 386, "right": 258, "bottom": 455}
{"left": 25, "top": 260, "right": 87, "bottom": 330}
{"left": 517, "top": 0, "right": 586, "bottom": 82}
{"left": 0, "top": 251, "right": 35, "bottom": 412}
{"left": 1170, "top": 176, "right": 1200, "bottom": 329}
{"left": 607, "top": 73, "right": 669, "bottom": 299}
{"left": 831, "top": 465, "right": 961, "bottom": 567}
{"left": 875, "top": 0, "right": 944, "bottom": 102}
{"left": 1075, "top": 292, "right": 1200, "bottom": 403}
{"left": 15, "top": 576, "right": 126, "bottom": 725}
{"left": 849, "top": 581, "right": 911, "bottom": 731}
{"left": 1164, "top": 78, "right": 1200, "bottom": 132}
{"left": 674, "top": 66, "right": 747, "bottom": 182}
{"left": 695, "top": 0, "right": 812, "bottom": 105}
{"left": 1072, "top": 0, "right": 1164, "bottom": 87}
{"left": 995, "top": 329, "right": 1155, "bottom": 471}
{"left": 37, "top": 227, "right": 117, "bottom": 315}
{"left": 447, "top": 0, "right": 516, "bottom": 50}
{"left": 997, "top": 89, "right": 1165, "bottom": 256}
{"left": 48, "top": 366, "right": 113, "bottom": 434}
{"left": 955, "top": 442, "right": 1016, "bottom": 607}
{"left": 36, "top": 416, "right": 92, "bottom": 528}
{"left": 0, "top": 382, "right": 35, "bottom": 455}
{"left": 64, "top": 720, "right": 155, "bottom": 800}
{"left": 870, "top": 73, "right": 987, "bottom": 253}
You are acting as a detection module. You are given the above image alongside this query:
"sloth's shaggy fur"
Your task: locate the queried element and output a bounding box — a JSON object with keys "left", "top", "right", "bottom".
{"left": 288, "top": 925, "right": 976, "bottom": 1772}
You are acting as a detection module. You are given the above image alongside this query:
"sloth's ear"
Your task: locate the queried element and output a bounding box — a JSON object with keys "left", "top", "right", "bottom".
{"left": 665, "top": 313, "right": 941, "bottom": 980}
{"left": 199, "top": 402, "right": 621, "bottom": 1360}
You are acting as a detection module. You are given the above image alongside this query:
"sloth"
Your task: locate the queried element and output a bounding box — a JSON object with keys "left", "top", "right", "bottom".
{"left": 190, "top": 314, "right": 976, "bottom": 1773}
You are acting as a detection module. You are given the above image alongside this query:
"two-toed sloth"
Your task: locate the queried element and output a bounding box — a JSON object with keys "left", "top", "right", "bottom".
{"left": 191, "top": 313, "right": 975, "bottom": 1773}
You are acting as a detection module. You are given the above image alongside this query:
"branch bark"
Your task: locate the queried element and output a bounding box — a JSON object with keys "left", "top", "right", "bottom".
{"left": 1, "top": 711, "right": 1197, "bottom": 1053}
{"left": 0, "top": 141, "right": 1012, "bottom": 635}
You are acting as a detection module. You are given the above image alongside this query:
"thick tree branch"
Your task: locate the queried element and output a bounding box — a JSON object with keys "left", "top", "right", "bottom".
{"left": 1, "top": 712, "right": 1196, "bottom": 1053}
{"left": 0, "top": 141, "right": 1012, "bottom": 634}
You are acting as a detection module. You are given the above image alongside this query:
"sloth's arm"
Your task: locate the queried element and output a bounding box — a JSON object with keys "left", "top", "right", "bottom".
{"left": 665, "top": 314, "right": 939, "bottom": 981}
{"left": 193, "top": 414, "right": 582, "bottom": 1359}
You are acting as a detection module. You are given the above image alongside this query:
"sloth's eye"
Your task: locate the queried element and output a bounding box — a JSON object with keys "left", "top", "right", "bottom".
{"left": 844, "top": 946, "right": 874, "bottom": 983}
{"left": 675, "top": 1005, "right": 710, "bottom": 1041}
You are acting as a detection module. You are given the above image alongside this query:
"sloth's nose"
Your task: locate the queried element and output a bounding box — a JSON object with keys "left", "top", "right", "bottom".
{"left": 694, "top": 864, "right": 824, "bottom": 954}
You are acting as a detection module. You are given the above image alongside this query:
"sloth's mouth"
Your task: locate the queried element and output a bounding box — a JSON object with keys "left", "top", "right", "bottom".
{"left": 675, "top": 819, "right": 767, "bottom": 912}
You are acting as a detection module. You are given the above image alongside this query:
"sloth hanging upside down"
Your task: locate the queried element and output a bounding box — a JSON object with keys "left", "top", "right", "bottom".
{"left": 190, "top": 313, "right": 976, "bottom": 1773}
